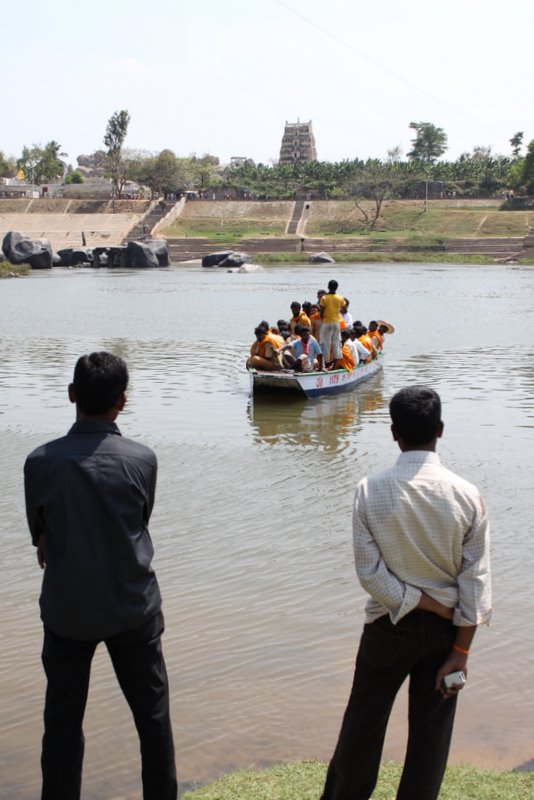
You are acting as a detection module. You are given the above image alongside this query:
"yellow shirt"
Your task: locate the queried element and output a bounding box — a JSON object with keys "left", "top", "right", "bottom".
{"left": 320, "top": 293, "right": 345, "bottom": 324}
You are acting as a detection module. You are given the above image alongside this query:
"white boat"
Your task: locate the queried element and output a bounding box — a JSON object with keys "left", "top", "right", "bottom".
{"left": 249, "top": 354, "right": 384, "bottom": 398}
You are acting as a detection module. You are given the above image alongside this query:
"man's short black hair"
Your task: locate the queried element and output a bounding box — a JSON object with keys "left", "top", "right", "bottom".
{"left": 72, "top": 352, "right": 129, "bottom": 415}
{"left": 327, "top": 279, "right": 338, "bottom": 292}
{"left": 389, "top": 386, "right": 442, "bottom": 446}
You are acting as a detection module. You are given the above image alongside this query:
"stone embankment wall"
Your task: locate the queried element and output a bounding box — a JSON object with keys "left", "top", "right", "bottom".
{"left": 1, "top": 198, "right": 532, "bottom": 262}
{"left": 0, "top": 199, "right": 150, "bottom": 251}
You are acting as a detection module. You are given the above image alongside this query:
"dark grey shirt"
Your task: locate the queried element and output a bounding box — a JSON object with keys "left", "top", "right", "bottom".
{"left": 24, "top": 420, "right": 162, "bottom": 640}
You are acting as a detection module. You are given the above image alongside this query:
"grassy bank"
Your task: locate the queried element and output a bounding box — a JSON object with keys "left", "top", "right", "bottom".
{"left": 254, "top": 252, "right": 534, "bottom": 265}
{"left": 0, "top": 262, "right": 30, "bottom": 278}
{"left": 305, "top": 201, "right": 534, "bottom": 238}
{"left": 162, "top": 200, "right": 534, "bottom": 243}
{"left": 182, "top": 761, "right": 534, "bottom": 800}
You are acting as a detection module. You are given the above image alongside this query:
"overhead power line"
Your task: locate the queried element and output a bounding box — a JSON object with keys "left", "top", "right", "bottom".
{"left": 271, "top": 0, "right": 499, "bottom": 137}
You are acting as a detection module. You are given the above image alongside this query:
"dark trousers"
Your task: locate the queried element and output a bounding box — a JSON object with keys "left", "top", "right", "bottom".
{"left": 321, "top": 611, "right": 458, "bottom": 800}
{"left": 41, "top": 612, "right": 177, "bottom": 800}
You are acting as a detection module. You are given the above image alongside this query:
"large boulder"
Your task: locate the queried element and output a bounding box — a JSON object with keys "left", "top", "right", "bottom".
{"left": 219, "top": 251, "right": 252, "bottom": 267}
{"left": 57, "top": 247, "right": 93, "bottom": 266}
{"left": 108, "top": 247, "right": 129, "bottom": 267}
{"left": 2, "top": 231, "right": 53, "bottom": 269}
{"left": 126, "top": 241, "right": 159, "bottom": 268}
{"left": 309, "top": 251, "right": 335, "bottom": 264}
{"left": 202, "top": 250, "right": 234, "bottom": 268}
{"left": 143, "top": 239, "right": 170, "bottom": 266}
{"left": 93, "top": 247, "right": 110, "bottom": 267}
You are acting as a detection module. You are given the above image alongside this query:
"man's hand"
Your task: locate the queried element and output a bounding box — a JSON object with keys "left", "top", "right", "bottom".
{"left": 37, "top": 535, "right": 45, "bottom": 569}
{"left": 435, "top": 651, "right": 468, "bottom": 698}
{"left": 435, "top": 626, "right": 476, "bottom": 698}
{"left": 417, "top": 592, "right": 453, "bottom": 620}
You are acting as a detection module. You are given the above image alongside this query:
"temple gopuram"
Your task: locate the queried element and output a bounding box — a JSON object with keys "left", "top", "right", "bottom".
{"left": 279, "top": 120, "right": 318, "bottom": 165}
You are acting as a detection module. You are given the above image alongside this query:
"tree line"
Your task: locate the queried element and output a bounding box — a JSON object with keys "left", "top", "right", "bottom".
{"left": 2, "top": 113, "right": 534, "bottom": 206}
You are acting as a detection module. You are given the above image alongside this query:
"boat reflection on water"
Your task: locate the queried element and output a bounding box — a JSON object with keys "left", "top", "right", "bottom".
{"left": 247, "top": 384, "right": 385, "bottom": 451}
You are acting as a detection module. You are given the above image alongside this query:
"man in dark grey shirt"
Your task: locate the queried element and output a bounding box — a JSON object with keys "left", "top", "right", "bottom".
{"left": 24, "top": 351, "right": 177, "bottom": 800}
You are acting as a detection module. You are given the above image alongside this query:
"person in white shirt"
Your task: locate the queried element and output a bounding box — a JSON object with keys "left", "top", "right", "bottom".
{"left": 341, "top": 298, "right": 353, "bottom": 327}
{"left": 321, "top": 386, "right": 492, "bottom": 800}
{"left": 348, "top": 327, "right": 374, "bottom": 362}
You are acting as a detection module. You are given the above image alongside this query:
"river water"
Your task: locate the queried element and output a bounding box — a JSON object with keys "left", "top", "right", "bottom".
{"left": 1, "top": 262, "right": 533, "bottom": 798}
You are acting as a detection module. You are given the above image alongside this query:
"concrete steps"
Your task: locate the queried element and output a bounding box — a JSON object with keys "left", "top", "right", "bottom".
{"left": 286, "top": 200, "right": 305, "bottom": 234}
{"left": 124, "top": 201, "right": 175, "bottom": 242}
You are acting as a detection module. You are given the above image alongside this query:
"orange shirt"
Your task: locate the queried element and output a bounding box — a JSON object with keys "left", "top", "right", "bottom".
{"left": 310, "top": 312, "right": 322, "bottom": 340}
{"left": 369, "top": 329, "right": 383, "bottom": 349}
{"left": 290, "top": 310, "right": 311, "bottom": 333}
{"left": 258, "top": 333, "right": 281, "bottom": 359}
{"left": 341, "top": 344, "right": 355, "bottom": 373}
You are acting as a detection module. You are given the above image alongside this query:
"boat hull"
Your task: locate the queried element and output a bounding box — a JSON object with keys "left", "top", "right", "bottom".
{"left": 249, "top": 356, "right": 383, "bottom": 398}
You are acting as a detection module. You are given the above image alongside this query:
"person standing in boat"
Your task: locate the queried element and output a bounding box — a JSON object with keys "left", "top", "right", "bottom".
{"left": 319, "top": 279, "right": 345, "bottom": 370}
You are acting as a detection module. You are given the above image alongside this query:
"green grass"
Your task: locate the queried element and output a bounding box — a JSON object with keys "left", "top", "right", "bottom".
{"left": 163, "top": 218, "right": 287, "bottom": 242}
{"left": 182, "top": 761, "right": 534, "bottom": 800}
{"left": 254, "top": 251, "right": 521, "bottom": 265}
{"left": 163, "top": 200, "right": 534, "bottom": 244}
{"left": 307, "top": 208, "right": 534, "bottom": 238}
{"left": 0, "top": 261, "right": 30, "bottom": 278}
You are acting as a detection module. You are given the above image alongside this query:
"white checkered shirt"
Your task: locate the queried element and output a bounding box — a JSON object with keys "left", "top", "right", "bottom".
{"left": 353, "top": 450, "right": 492, "bottom": 626}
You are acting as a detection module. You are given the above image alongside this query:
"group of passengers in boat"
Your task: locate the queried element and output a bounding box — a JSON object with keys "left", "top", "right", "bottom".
{"left": 247, "top": 278, "right": 394, "bottom": 374}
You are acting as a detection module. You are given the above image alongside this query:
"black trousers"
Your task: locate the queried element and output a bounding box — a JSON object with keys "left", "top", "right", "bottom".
{"left": 321, "top": 611, "right": 458, "bottom": 800}
{"left": 41, "top": 612, "right": 177, "bottom": 800}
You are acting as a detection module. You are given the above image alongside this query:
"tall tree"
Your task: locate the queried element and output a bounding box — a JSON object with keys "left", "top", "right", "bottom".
{"left": 0, "top": 151, "right": 17, "bottom": 178}
{"left": 520, "top": 139, "right": 534, "bottom": 195}
{"left": 510, "top": 131, "right": 524, "bottom": 159}
{"left": 132, "top": 150, "right": 191, "bottom": 198}
{"left": 187, "top": 153, "right": 220, "bottom": 189}
{"left": 407, "top": 122, "right": 448, "bottom": 163}
{"left": 17, "top": 141, "right": 66, "bottom": 184}
{"left": 104, "top": 110, "right": 131, "bottom": 198}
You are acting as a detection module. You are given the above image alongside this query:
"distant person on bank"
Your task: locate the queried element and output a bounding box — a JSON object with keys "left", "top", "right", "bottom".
{"left": 24, "top": 352, "right": 177, "bottom": 800}
{"left": 321, "top": 386, "right": 492, "bottom": 800}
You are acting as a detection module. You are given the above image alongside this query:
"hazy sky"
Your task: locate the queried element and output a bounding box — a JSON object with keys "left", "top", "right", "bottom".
{"left": 3, "top": 0, "right": 532, "bottom": 167}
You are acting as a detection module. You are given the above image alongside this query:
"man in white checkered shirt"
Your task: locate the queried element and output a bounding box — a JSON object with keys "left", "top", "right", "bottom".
{"left": 321, "top": 386, "right": 492, "bottom": 800}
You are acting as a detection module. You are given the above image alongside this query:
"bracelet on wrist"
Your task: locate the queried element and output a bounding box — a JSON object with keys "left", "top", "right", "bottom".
{"left": 452, "top": 644, "right": 470, "bottom": 655}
